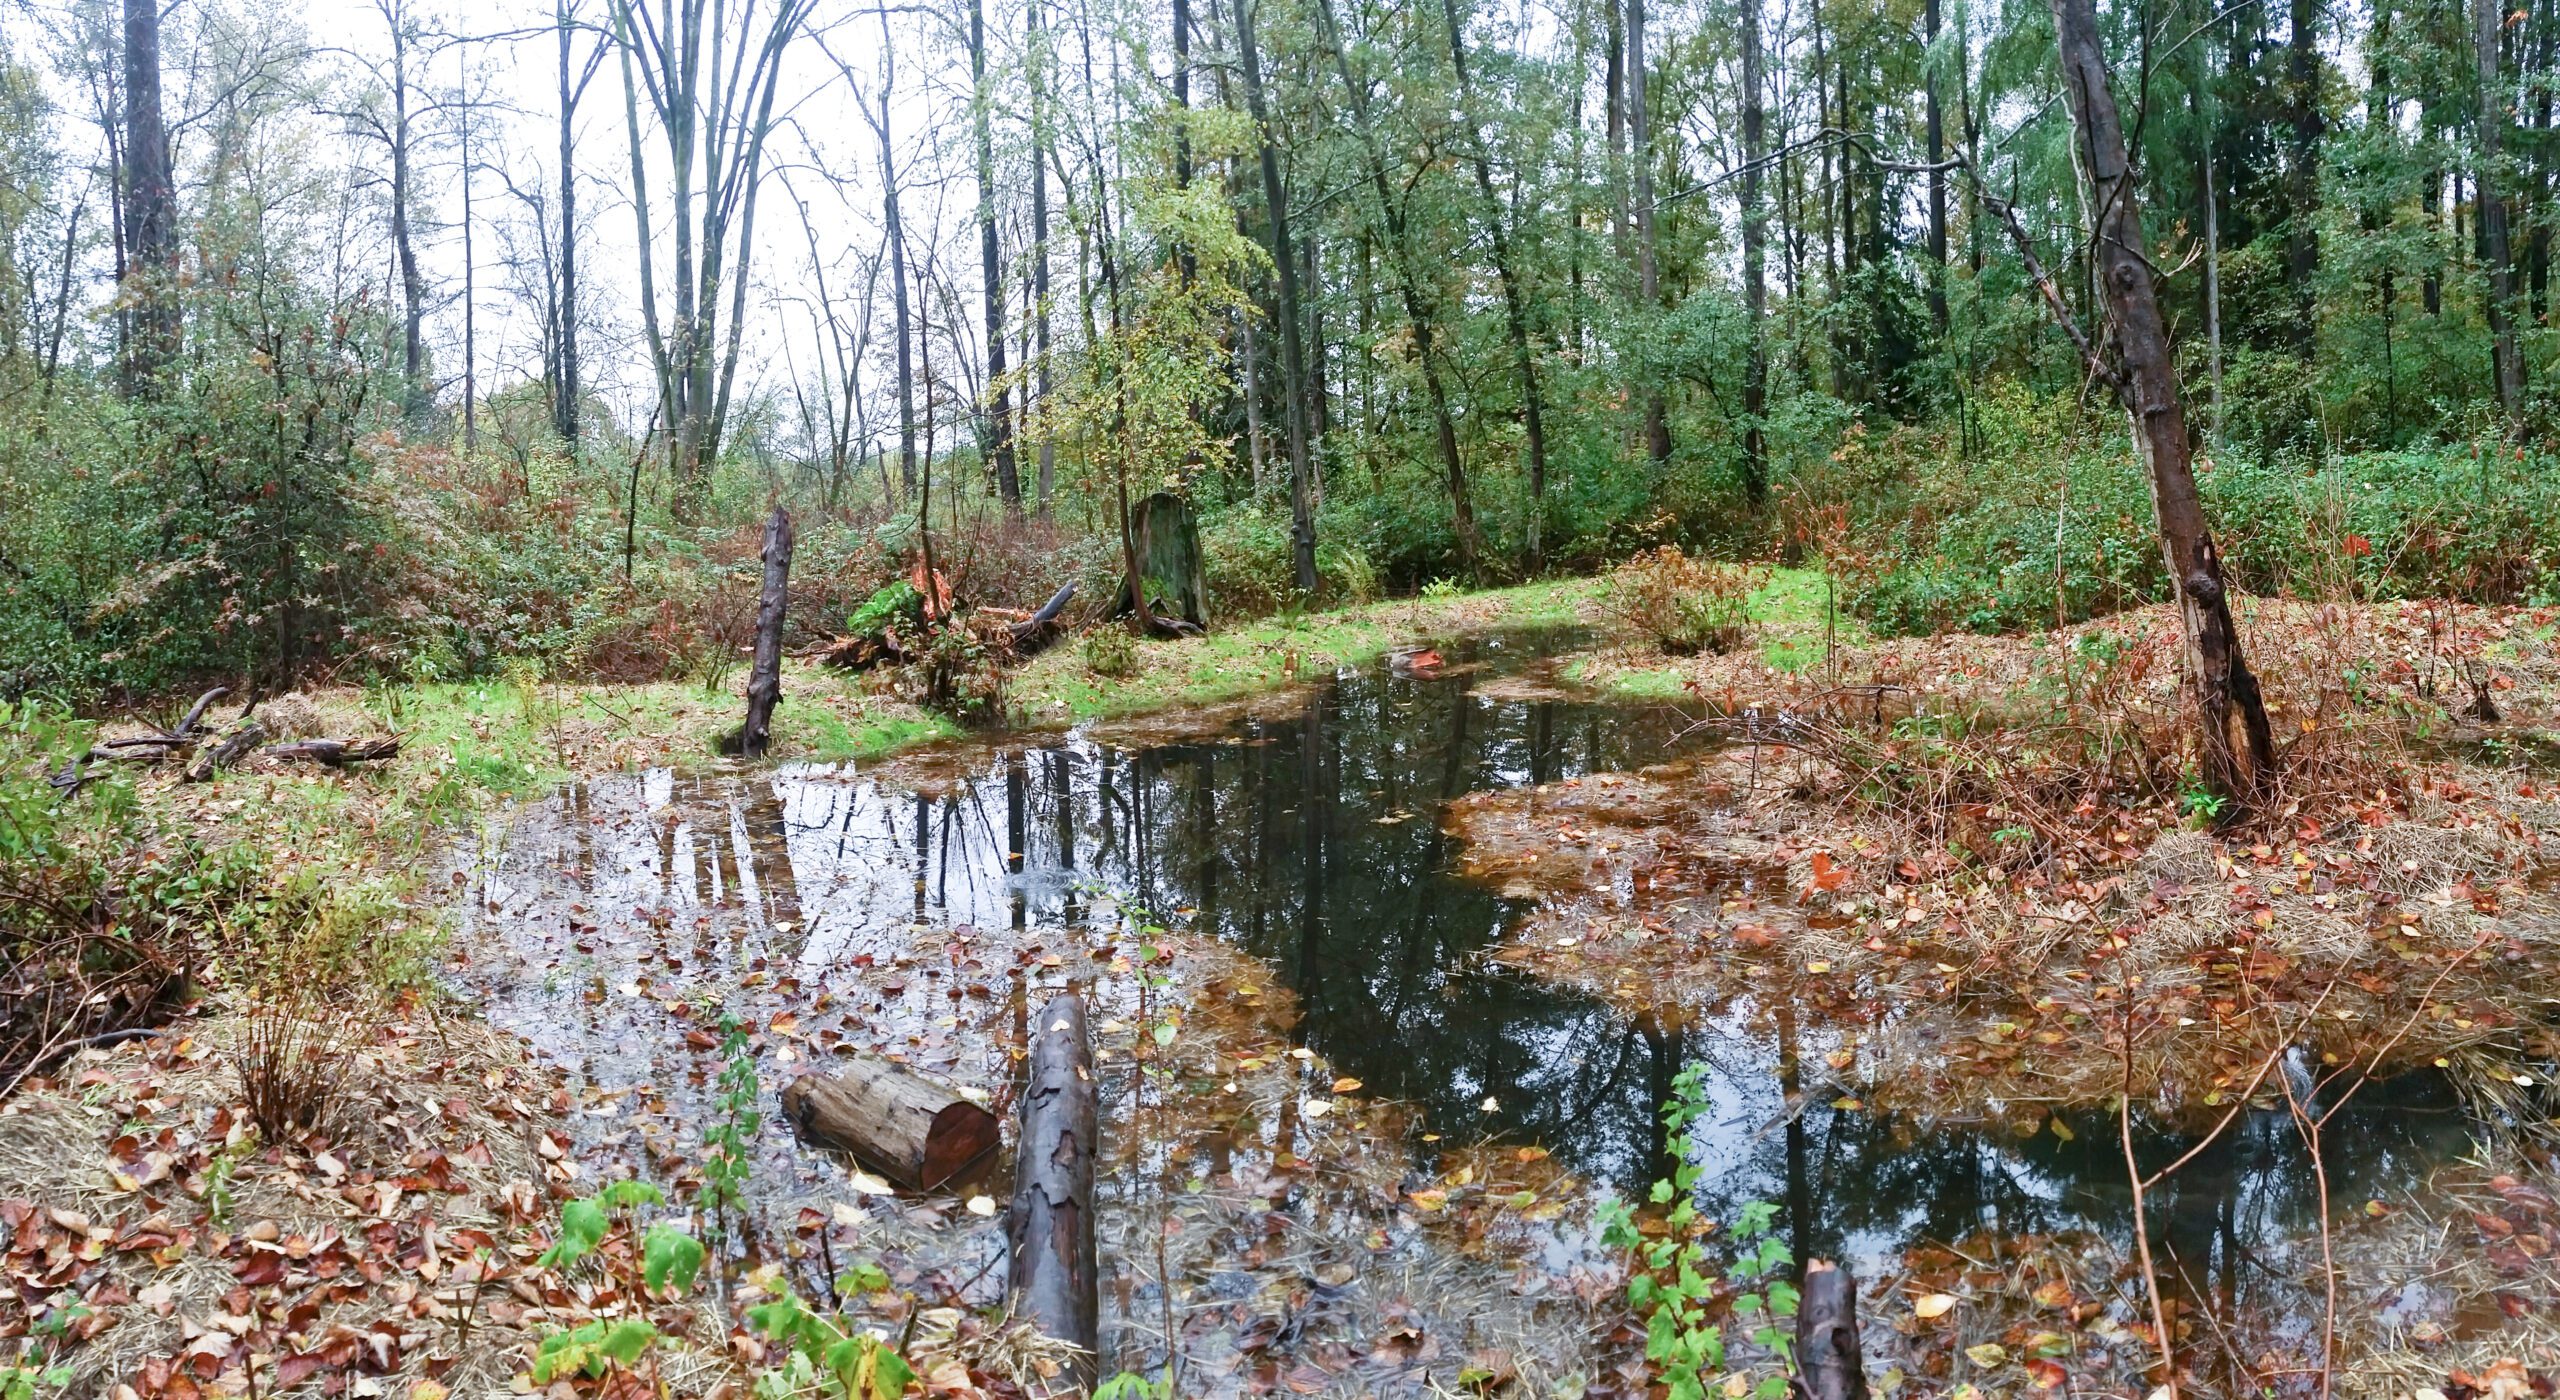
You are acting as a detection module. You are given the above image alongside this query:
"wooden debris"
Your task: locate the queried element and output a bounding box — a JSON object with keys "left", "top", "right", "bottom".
{"left": 1796, "top": 1258, "right": 1867, "bottom": 1400}
{"left": 1008, "top": 992, "right": 1098, "bottom": 1388}
{"left": 779, "top": 1052, "right": 1000, "bottom": 1191}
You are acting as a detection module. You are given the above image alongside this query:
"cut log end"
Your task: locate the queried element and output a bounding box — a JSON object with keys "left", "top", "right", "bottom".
{"left": 780, "top": 1054, "right": 999, "bottom": 1191}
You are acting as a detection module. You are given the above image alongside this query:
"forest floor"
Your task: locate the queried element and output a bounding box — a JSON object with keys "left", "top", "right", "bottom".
{"left": 18, "top": 577, "right": 2559, "bottom": 1397}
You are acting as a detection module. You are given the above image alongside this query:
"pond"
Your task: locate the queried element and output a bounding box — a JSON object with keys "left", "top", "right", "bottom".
{"left": 457, "top": 628, "right": 2499, "bottom": 1395}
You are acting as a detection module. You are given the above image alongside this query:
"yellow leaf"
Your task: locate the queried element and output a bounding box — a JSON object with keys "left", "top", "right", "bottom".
{"left": 1965, "top": 1342, "right": 2008, "bottom": 1368}
{"left": 1913, "top": 1293, "right": 1958, "bottom": 1319}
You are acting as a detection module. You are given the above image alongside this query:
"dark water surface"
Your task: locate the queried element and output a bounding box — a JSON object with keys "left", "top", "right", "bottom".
{"left": 464, "top": 627, "right": 2491, "bottom": 1388}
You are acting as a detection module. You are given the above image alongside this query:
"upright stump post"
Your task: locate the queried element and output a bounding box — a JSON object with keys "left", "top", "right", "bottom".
{"left": 739, "top": 505, "right": 794, "bottom": 759}
{"left": 1008, "top": 992, "right": 1098, "bottom": 1388}
{"left": 1797, "top": 1258, "right": 1868, "bottom": 1400}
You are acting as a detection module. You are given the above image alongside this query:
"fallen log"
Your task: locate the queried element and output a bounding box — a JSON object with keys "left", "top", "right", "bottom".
{"left": 185, "top": 722, "right": 268, "bottom": 782}
{"left": 1796, "top": 1259, "right": 1867, "bottom": 1400}
{"left": 1008, "top": 993, "right": 1098, "bottom": 1389}
{"left": 1006, "top": 583, "right": 1078, "bottom": 655}
{"left": 780, "top": 1052, "right": 1000, "bottom": 1190}
{"left": 264, "top": 737, "right": 400, "bottom": 767}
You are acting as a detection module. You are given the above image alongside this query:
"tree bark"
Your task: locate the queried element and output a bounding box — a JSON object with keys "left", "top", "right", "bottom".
{"left": 1924, "top": 0, "right": 1948, "bottom": 335}
{"left": 1029, "top": 0, "right": 1056, "bottom": 515}
{"left": 2479, "top": 0, "right": 2527, "bottom": 424}
{"left": 972, "top": 0, "right": 1019, "bottom": 511}
{"left": 1629, "top": 0, "right": 1671, "bottom": 472}
{"left": 120, "top": 0, "right": 175, "bottom": 397}
{"left": 875, "top": 48, "right": 918, "bottom": 499}
{"left": 386, "top": 1, "right": 430, "bottom": 425}
{"left": 1007, "top": 993, "right": 1098, "bottom": 1387}
{"left": 1237, "top": 0, "right": 1319, "bottom": 596}
{"left": 780, "top": 1055, "right": 1001, "bottom": 1190}
{"left": 2047, "top": 0, "right": 2276, "bottom": 800}
{"left": 1740, "top": 0, "right": 1769, "bottom": 506}
{"left": 1796, "top": 1260, "right": 1868, "bottom": 1400}
{"left": 555, "top": 0, "right": 584, "bottom": 449}
{"left": 2287, "top": 0, "right": 2322, "bottom": 358}
{"left": 737, "top": 506, "right": 793, "bottom": 759}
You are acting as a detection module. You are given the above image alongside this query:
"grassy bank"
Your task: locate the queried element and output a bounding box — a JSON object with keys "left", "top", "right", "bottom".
{"left": 1007, "top": 576, "right": 1606, "bottom": 726}
{"left": 1564, "top": 565, "right": 1861, "bottom": 698}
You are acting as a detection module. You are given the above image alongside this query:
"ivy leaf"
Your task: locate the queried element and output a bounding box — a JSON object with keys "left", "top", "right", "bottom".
{"left": 537, "top": 1198, "right": 608, "bottom": 1270}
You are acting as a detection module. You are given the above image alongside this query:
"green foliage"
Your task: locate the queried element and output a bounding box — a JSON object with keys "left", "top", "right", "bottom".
{"left": 846, "top": 580, "right": 924, "bottom": 638}
{"left": 1598, "top": 1065, "right": 1797, "bottom": 1400}
{"left": 702, "top": 1011, "right": 760, "bottom": 1228}
{"left": 743, "top": 1279, "right": 917, "bottom": 1400}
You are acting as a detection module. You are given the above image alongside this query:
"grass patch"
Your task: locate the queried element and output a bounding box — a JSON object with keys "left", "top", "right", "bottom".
{"left": 1008, "top": 578, "right": 1606, "bottom": 728}
{"left": 1573, "top": 566, "right": 1859, "bottom": 695}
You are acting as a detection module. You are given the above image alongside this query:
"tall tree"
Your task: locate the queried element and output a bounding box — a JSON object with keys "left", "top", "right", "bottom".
{"left": 1438, "top": 0, "right": 1552, "bottom": 571}
{"left": 2045, "top": 0, "right": 2276, "bottom": 800}
{"left": 1629, "top": 0, "right": 1670, "bottom": 472}
{"left": 553, "top": 0, "right": 602, "bottom": 450}
{"left": 1739, "top": 0, "right": 1768, "bottom": 504}
{"left": 1923, "top": 0, "right": 1947, "bottom": 335}
{"left": 1313, "top": 0, "right": 1480, "bottom": 574}
{"left": 971, "top": 0, "right": 1019, "bottom": 511}
{"left": 610, "top": 0, "right": 815, "bottom": 507}
{"left": 1236, "top": 0, "right": 1318, "bottom": 594}
{"left": 1028, "top": 0, "right": 1056, "bottom": 514}
{"left": 2478, "top": 0, "right": 2525, "bottom": 423}
{"left": 120, "top": 0, "right": 175, "bottom": 396}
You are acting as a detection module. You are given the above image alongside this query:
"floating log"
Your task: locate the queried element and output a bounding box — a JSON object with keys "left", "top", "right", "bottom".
{"left": 737, "top": 505, "right": 795, "bottom": 759}
{"left": 1796, "top": 1259, "right": 1867, "bottom": 1400}
{"left": 780, "top": 1052, "right": 1000, "bottom": 1191}
{"left": 1008, "top": 993, "right": 1098, "bottom": 1389}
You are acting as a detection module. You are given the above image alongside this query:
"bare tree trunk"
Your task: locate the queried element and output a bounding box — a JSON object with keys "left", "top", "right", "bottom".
{"left": 1237, "top": 0, "right": 1318, "bottom": 595}
{"left": 2480, "top": 0, "right": 2527, "bottom": 424}
{"left": 2048, "top": 0, "right": 2276, "bottom": 800}
{"left": 737, "top": 507, "right": 793, "bottom": 759}
{"left": 972, "top": 0, "right": 1019, "bottom": 512}
{"left": 555, "top": 0, "right": 584, "bottom": 449}
{"left": 1924, "top": 0, "right": 1948, "bottom": 335}
{"left": 1629, "top": 0, "right": 1670, "bottom": 472}
{"left": 386, "top": 1, "right": 429, "bottom": 425}
{"left": 2197, "top": 35, "right": 2225, "bottom": 442}
{"left": 1029, "top": 0, "right": 1056, "bottom": 515}
{"left": 874, "top": 51, "right": 919, "bottom": 498}
{"left": 2287, "top": 0, "right": 2322, "bottom": 358}
{"left": 120, "top": 0, "right": 175, "bottom": 397}
{"left": 1439, "top": 0, "right": 1552, "bottom": 570}
{"left": 1314, "top": 0, "right": 1480, "bottom": 576}
{"left": 1740, "top": 0, "right": 1769, "bottom": 506}
{"left": 460, "top": 63, "right": 478, "bottom": 454}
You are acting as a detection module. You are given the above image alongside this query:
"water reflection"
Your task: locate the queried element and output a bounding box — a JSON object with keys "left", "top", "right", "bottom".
{"left": 491, "top": 628, "right": 2484, "bottom": 1345}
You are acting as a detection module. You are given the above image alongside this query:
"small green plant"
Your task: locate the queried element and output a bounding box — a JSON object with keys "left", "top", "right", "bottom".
{"left": 1083, "top": 625, "right": 1140, "bottom": 679}
{"left": 1598, "top": 1064, "right": 1798, "bottom": 1400}
{"left": 845, "top": 579, "right": 925, "bottom": 638}
{"left": 742, "top": 1278, "right": 916, "bottom": 1400}
{"left": 0, "top": 1359, "right": 72, "bottom": 1400}
{"left": 1096, "top": 1368, "right": 1177, "bottom": 1400}
{"left": 2179, "top": 778, "right": 2229, "bottom": 825}
{"left": 702, "top": 1011, "right": 760, "bottom": 1233}
{"left": 528, "top": 1179, "right": 705, "bottom": 1386}
{"left": 1420, "top": 576, "right": 1462, "bottom": 600}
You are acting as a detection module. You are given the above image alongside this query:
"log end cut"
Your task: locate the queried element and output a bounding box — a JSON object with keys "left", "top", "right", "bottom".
{"left": 780, "top": 1056, "right": 1001, "bottom": 1191}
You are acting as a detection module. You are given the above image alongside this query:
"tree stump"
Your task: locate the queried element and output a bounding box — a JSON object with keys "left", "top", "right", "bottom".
{"left": 779, "top": 1052, "right": 1000, "bottom": 1191}
{"left": 738, "top": 505, "right": 794, "bottom": 759}
{"left": 1796, "top": 1258, "right": 1867, "bottom": 1400}
{"left": 1113, "top": 492, "right": 1207, "bottom": 629}
{"left": 1008, "top": 993, "right": 1098, "bottom": 1387}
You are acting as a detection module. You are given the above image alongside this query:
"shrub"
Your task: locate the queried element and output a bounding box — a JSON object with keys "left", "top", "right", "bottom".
{"left": 1604, "top": 547, "right": 1766, "bottom": 655}
{"left": 1082, "top": 625, "right": 1139, "bottom": 678}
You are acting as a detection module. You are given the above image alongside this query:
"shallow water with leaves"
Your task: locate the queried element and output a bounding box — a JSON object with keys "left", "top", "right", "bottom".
{"left": 456, "top": 629, "right": 2513, "bottom": 1396}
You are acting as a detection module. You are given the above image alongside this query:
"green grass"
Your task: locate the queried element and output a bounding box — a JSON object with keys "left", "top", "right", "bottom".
{"left": 1571, "top": 566, "right": 1862, "bottom": 696}
{"left": 1009, "top": 577, "right": 1605, "bottom": 728}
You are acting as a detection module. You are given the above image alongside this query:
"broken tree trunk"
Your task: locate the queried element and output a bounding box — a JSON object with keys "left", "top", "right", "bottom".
{"left": 779, "top": 1052, "right": 1000, "bottom": 1191}
{"left": 184, "top": 723, "right": 268, "bottom": 782}
{"left": 738, "top": 506, "right": 795, "bottom": 759}
{"left": 1008, "top": 992, "right": 1098, "bottom": 1387}
{"left": 2045, "top": 0, "right": 2275, "bottom": 801}
{"left": 1796, "top": 1259, "right": 1867, "bottom": 1400}
{"left": 263, "top": 737, "right": 401, "bottom": 767}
